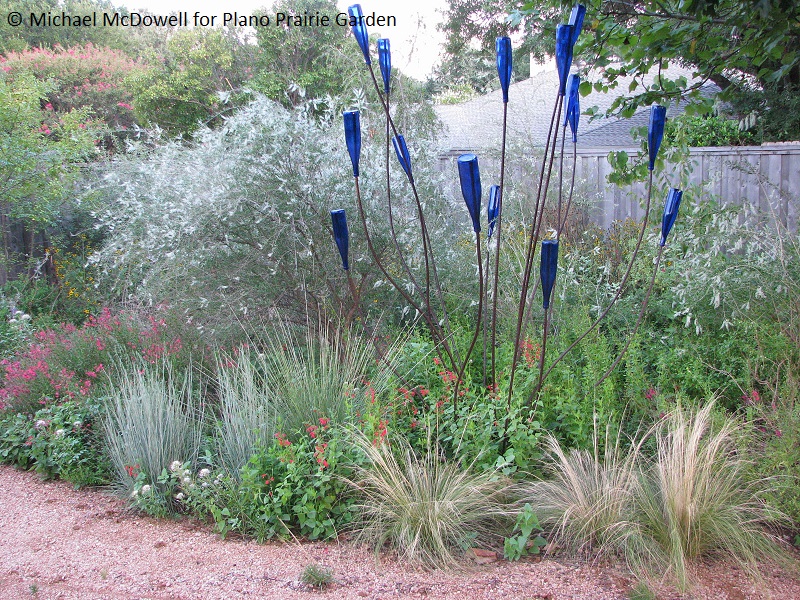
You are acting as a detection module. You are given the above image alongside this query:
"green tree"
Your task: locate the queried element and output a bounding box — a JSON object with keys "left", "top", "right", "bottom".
{"left": 434, "top": 0, "right": 551, "bottom": 96}
{"left": 430, "top": 47, "right": 528, "bottom": 103}
{"left": 0, "top": 71, "right": 103, "bottom": 283}
{"left": 442, "top": 0, "right": 800, "bottom": 140}
{"left": 250, "top": 0, "right": 363, "bottom": 106}
{"left": 0, "top": 0, "right": 138, "bottom": 54}
{"left": 126, "top": 27, "right": 255, "bottom": 136}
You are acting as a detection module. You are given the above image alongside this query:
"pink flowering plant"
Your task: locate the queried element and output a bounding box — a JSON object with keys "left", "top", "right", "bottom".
{"left": 0, "top": 44, "right": 145, "bottom": 132}
{"left": 0, "top": 307, "right": 189, "bottom": 414}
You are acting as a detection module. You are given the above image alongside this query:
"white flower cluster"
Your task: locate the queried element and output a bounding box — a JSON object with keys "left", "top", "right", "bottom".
{"left": 8, "top": 310, "right": 31, "bottom": 325}
{"left": 169, "top": 459, "right": 207, "bottom": 502}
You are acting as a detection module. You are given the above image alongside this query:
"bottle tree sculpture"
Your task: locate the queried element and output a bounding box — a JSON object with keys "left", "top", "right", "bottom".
{"left": 330, "top": 3, "right": 684, "bottom": 416}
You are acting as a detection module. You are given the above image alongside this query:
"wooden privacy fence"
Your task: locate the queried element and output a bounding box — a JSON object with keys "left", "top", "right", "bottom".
{"left": 439, "top": 142, "right": 800, "bottom": 232}
{"left": 574, "top": 142, "right": 800, "bottom": 231}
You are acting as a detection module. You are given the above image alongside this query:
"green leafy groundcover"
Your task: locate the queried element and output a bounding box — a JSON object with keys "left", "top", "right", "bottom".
{"left": 0, "top": 400, "right": 110, "bottom": 487}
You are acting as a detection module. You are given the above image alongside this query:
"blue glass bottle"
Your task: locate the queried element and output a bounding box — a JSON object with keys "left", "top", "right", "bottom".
{"left": 648, "top": 105, "right": 667, "bottom": 171}
{"left": 392, "top": 135, "right": 413, "bottom": 179}
{"left": 496, "top": 37, "right": 512, "bottom": 103}
{"left": 555, "top": 24, "right": 574, "bottom": 96}
{"left": 660, "top": 188, "right": 683, "bottom": 246}
{"left": 540, "top": 240, "right": 559, "bottom": 309}
{"left": 330, "top": 209, "right": 350, "bottom": 270}
{"left": 458, "top": 154, "right": 482, "bottom": 233}
{"left": 348, "top": 5, "right": 371, "bottom": 65}
{"left": 378, "top": 39, "right": 391, "bottom": 94}
{"left": 487, "top": 185, "right": 501, "bottom": 239}
{"left": 343, "top": 111, "right": 361, "bottom": 177}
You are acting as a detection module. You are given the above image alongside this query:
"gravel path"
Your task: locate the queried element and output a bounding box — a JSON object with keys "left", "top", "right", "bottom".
{"left": 1, "top": 464, "right": 798, "bottom": 600}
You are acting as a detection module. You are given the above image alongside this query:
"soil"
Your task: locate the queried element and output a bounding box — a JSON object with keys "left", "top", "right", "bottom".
{"left": 1, "top": 464, "right": 798, "bottom": 600}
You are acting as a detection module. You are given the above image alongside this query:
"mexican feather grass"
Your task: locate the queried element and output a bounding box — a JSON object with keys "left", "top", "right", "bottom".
{"left": 523, "top": 402, "right": 786, "bottom": 590}
{"left": 630, "top": 401, "right": 785, "bottom": 589}
{"left": 346, "top": 431, "right": 515, "bottom": 569}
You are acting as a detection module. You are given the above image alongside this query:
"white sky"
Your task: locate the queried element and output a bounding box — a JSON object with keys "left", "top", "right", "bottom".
{"left": 121, "top": 0, "right": 448, "bottom": 80}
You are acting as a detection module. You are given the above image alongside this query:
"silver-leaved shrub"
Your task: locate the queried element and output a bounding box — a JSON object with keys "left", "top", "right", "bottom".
{"left": 90, "top": 96, "right": 470, "bottom": 336}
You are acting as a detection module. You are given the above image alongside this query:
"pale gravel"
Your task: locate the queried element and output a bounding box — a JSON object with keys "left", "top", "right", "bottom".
{"left": 1, "top": 465, "right": 798, "bottom": 600}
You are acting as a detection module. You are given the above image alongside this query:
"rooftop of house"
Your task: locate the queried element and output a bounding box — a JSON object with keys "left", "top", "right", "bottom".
{"left": 434, "top": 62, "right": 718, "bottom": 153}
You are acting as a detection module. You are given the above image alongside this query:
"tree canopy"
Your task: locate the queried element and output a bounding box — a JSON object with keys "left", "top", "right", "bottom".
{"left": 0, "top": 0, "right": 152, "bottom": 55}
{"left": 251, "top": 0, "right": 364, "bottom": 107}
{"left": 440, "top": 0, "right": 800, "bottom": 140}
{"left": 0, "top": 71, "right": 103, "bottom": 281}
{"left": 126, "top": 28, "right": 254, "bottom": 136}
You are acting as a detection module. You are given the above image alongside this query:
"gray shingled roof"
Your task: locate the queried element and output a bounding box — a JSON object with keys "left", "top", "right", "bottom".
{"left": 434, "top": 65, "right": 719, "bottom": 152}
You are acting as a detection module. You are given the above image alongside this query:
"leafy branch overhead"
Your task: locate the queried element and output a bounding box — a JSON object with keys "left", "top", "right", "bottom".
{"left": 442, "top": 0, "right": 800, "bottom": 139}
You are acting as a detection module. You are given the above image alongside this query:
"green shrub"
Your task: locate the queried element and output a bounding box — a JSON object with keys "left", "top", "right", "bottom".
{"left": 665, "top": 114, "right": 755, "bottom": 147}
{"left": 91, "top": 95, "right": 453, "bottom": 333}
{"left": 214, "top": 422, "right": 361, "bottom": 541}
{"left": 0, "top": 399, "right": 110, "bottom": 487}
{"left": 753, "top": 396, "right": 800, "bottom": 528}
{"left": 503, "top": 503, "right": 547, "bottom": 561}
{"left": 387, "top": 330, "right": 544, "bottom": 474}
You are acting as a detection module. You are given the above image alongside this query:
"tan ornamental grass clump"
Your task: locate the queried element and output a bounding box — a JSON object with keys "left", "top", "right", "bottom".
{"left": 630, "top": 401, "right": 786, "bottom": 589}
{"left": 522, "top": 402, "right": 786, "bottom": 590}
{"left": 523, "top": 425, "right": 642, "bottom": 559}
{"left": 346, "top": 431, "right": 516, "bottom": 569}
